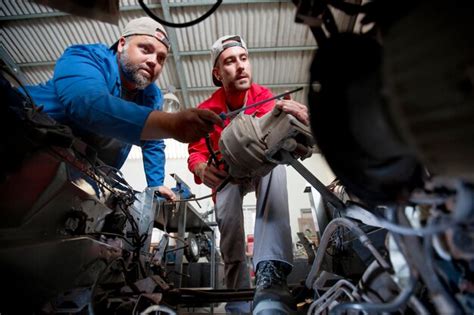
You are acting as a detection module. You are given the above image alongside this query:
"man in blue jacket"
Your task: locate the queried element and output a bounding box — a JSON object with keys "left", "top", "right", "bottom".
{"left": 25, "top": 17, "right": 220, "bottom": 197}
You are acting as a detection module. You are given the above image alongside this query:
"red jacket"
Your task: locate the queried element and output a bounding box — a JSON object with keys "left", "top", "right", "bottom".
{"left": 188, "top": 83, "right": 275, "bottom": 184}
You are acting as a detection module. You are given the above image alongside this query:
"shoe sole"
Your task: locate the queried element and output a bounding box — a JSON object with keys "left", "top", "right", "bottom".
{"left": 252, "top": 301, "right": 296, "bottom": 315}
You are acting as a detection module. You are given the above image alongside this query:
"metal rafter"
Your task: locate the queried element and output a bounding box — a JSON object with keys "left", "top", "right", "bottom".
{"left": 160, "top": 1, "right": 191, "bottom": 109}
{"left": 0, "top": 45, "right": 27, "bottom": 83}
{"left": 0, "top": 0, "right": 289, "bottom": 21}
{"left": 15, "top": 45, "right": 317, "bottom": 67}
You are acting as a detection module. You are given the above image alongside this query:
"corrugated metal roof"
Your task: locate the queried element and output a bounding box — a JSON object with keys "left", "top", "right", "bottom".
{"left": 1, "top": 0, "right": 319, "bottom": 157}
{"left": 1, "top": 1, "right": 316, "bottom": 94}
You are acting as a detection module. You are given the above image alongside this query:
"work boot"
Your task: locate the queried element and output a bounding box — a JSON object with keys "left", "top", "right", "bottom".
{"left": 252, "top": 260, "right": 296, "bottom": 315}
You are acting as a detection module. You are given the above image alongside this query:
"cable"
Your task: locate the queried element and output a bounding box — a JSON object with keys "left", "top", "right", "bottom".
{"left": 165, "top": 175, "right": 232, "bottom": 204}
{"left": 376, "top": 214, "right": 458, "bottom": 236}
{"left": 305, "top": 217, "right": 390, "bottom": 289}
{"left": 167, "top": 192, "right": 214, "bottom": 203}
{"left": 140, "top": 304, "right": 176, "bottom": 315}
{"left": 138, "top": 0, "right": 222, "bottom": 28}
{"left": 1, "top": 65, "right": 36, "bottom": 109}
{"left": 205, "top": 134, "right": 221, "bottom": 166}
{"left": 88, "top": 232, "right": 135, "bottom": 247}
{"left": 165, "top": 233, "right": 186, "bottom": 244}
{"left": 331, "top": 275, "right": 417, "bottom": 314}
{"left": 388, "top": 206, "right": 463, "bottom": 314}
{"left": 90, "top": 257, "right": 126, "bottom": 311}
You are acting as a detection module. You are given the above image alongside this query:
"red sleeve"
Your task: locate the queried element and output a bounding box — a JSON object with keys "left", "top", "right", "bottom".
{"left": 248, "top": 85, "right": 275, "bottom": 117}
{"left": 187, "top": 90, "right": 225, "bottom": 184}
{"left": 188, "top": 136, "right": 209, "bottom": 184}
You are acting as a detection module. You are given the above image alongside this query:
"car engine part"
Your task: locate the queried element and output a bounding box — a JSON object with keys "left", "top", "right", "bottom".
{"left": 219, "top": 106, "right": 315, "bottom": 179}
{"left": 293, "top": 0, "right": 474, "bottom": 314}
{"left": 184, "top": 232, "right": 212, "bottom": 263}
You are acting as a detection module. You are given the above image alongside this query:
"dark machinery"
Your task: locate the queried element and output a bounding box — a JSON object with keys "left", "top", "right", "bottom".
{"left": 291, "top": 0, "right": 474, "bottom": 313}
{"left": 1, "top": 0, "right": 474, "bottom": 314}
{"left": 184, "top": 232, "right": 212, "bottom": 263}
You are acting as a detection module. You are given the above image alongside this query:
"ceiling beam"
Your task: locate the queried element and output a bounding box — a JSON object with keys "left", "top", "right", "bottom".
{"left": 160, "top": 1, "right": 192, "bottom": 109}
{"left": 181, "top": 45, "right": 317, "bottom": 56}
{"left": 16, "top": 45, "right": 317, "bottom": 68}
{"left": 0, "top": 0, "right": 289, "bottom": 22}
{"left": 0, "top": 45, "right": 28, "bottom": 83}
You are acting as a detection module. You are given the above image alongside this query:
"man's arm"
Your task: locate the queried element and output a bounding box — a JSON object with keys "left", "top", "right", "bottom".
{"left": 142, "top": 140, "right": 177, "bottom": 200}
{"left": 53, "top": 46, "right": 221, "bottom": 145}
{"left": 141, "top": 139, "right": 166, "bottom": 185}
{"left": 142, "top": 109, "right": 222, "bottom": 143}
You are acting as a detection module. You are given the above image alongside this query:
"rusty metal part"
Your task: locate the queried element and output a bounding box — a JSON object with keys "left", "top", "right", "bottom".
{"left": 218, "top": 106, "right": 314, "bottom": 179}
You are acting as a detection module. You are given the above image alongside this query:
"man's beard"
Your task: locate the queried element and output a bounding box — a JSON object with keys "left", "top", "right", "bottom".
{"left": 229, "top": 76, "right": 252, "bottom": 92}
{"left": 119, "top": 48, "right": 151, "bottom": 90}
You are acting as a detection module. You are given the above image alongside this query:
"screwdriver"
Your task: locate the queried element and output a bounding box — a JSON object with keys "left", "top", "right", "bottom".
{"left": 218, "top": 86, "right": 303, "bottom": 120}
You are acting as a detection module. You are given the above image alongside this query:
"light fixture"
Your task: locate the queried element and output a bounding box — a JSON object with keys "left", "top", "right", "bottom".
{"left": 162, "top": 85, "right": 181, "bottom": 113}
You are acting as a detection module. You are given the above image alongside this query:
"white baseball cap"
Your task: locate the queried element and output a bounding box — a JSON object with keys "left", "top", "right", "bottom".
{"left": 121, "top": 17, "right": 170, "bottom": 50}
{"left": 211, "top": 35, "right": 248, "bottom": 86}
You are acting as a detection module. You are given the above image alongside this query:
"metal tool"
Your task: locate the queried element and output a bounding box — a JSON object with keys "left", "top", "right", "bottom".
{"left": 218, "top": 86, "right": 303, "bottom": 120}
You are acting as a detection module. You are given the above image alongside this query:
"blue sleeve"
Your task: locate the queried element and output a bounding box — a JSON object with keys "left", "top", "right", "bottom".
{"left": 142, "top": 91, "right": 166, "bottom": 187}
{"left": 53, "top": 45, "right": 153, "bottom": 145}
{"left": 142, "top": 139, "right": 166, "bottom": 187}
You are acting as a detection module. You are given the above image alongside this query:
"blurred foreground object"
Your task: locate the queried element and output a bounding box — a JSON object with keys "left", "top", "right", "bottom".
{"left": 33, "top": 0, "right": 119, "bottom": 24}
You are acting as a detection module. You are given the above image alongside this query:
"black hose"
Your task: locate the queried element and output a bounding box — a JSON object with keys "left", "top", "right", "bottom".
{"left": 305, "top": 217, "right": 390, "bottom": 289}
{"left": 138, "top": 0, "right": 222, "bottom": 28}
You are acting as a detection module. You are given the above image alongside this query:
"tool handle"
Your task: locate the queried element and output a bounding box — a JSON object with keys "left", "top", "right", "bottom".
{"left": 219, "top": 112, "right": 227, "bottom": 120}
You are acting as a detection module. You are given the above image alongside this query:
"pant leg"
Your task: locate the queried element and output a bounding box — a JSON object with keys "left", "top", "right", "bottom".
{"left": 215, "top": 182, "right": 251, "bottom": 289}
{"left": 253, "top": 165, "right": 293, "bottom": 269}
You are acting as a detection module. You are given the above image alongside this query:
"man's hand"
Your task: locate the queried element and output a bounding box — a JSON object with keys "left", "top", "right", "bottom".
{"left": 194, "top": 162, "right": 229, "bottom": 189}
{"left": 170, "top": 109, "right": 224, "bottom": 142}
{"left": 142, "top": 108, "right": 223, "bottom": 143}
{"left": 157, "top": 185, "right": 176, "bottom": 201}
{"left": 275, "top": 98, "right": 310, "bottom": 126}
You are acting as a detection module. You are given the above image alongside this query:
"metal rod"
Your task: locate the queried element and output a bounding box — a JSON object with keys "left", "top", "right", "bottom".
{"left": 221, "top": 87, "right": 303, "bottom": 119}
{"left": 289, "top": 158, "right": 345, "bottom": 210}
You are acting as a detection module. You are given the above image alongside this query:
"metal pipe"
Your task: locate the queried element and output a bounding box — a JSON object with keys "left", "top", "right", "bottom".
{"left": 315, "top": 290, "right": 346, "bottom": 315}
{"left": 392, "top": 207, "right": 462, "bottom": 314}
{"left": 311, "top": 279, "right": 358, "bottom": 307}
{"left": 331, "top": 275, "right": 417, "bottom": 314}
{"left": 305, "top": 217, "right": 390, "bottom": 289}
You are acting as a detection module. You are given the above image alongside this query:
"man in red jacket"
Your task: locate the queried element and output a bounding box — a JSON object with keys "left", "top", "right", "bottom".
{"left": 188, "top": 35, "right": 309, "bottom": 314}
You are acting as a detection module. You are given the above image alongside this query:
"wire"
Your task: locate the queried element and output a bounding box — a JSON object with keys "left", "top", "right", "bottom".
{"left": 222, "top": 86, "right": 304, "bottom": 119}
{"left": 205, "top": 134, "right": 221, "bottom": 166}
{"left": 90, "top": 257, "right": 126, "bottom": 310}
{"left": 88, "top": 232, "right": 135, "bottom": 247}
{"left": 165, "top": 175, "right": 232, "bottom": 204}
{"left": 331, "top": 275, "right": 417, "bottom": 314}
{"left": 1, "top": 65, "right": 36, "bottom": 110}
{"left": 168, "top": 193, "right": 214, "bottom": 203}
{"left": 165, "top": 233, "right": 187, "bottom": 244}
{"left": 140, "top": 305, "right": 176, "bottom": 315}
{"left": 375, "top": 215, "right": 457, "bottom": 237}
{"left": 138, "top": 0, "right": 222, "bottom": 28}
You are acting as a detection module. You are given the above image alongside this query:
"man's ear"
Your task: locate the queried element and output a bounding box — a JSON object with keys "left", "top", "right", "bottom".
{"left": 117, "top": 37, "right": 127, "bottom": 53}
{"left": 212, "top": 67, "right": 221, "bottom": 82}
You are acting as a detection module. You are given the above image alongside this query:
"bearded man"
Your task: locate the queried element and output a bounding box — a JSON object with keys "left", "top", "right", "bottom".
{"left": 25, "top": 17, "right": 220, "bottom": 197}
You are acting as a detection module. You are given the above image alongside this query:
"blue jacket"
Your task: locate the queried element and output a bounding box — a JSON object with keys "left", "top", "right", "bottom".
{"left": 26, "top": 44, "right": 166, "bottom": 187}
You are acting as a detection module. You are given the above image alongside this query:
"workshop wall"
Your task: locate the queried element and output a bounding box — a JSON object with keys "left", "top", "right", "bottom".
{"left": 121, "top": 141, "right": 335, "bottom": 244}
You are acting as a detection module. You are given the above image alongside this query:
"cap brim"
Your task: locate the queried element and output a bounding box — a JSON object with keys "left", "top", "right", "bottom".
{"left": 110, "top": 40, "right": 119, "bottom": 51}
